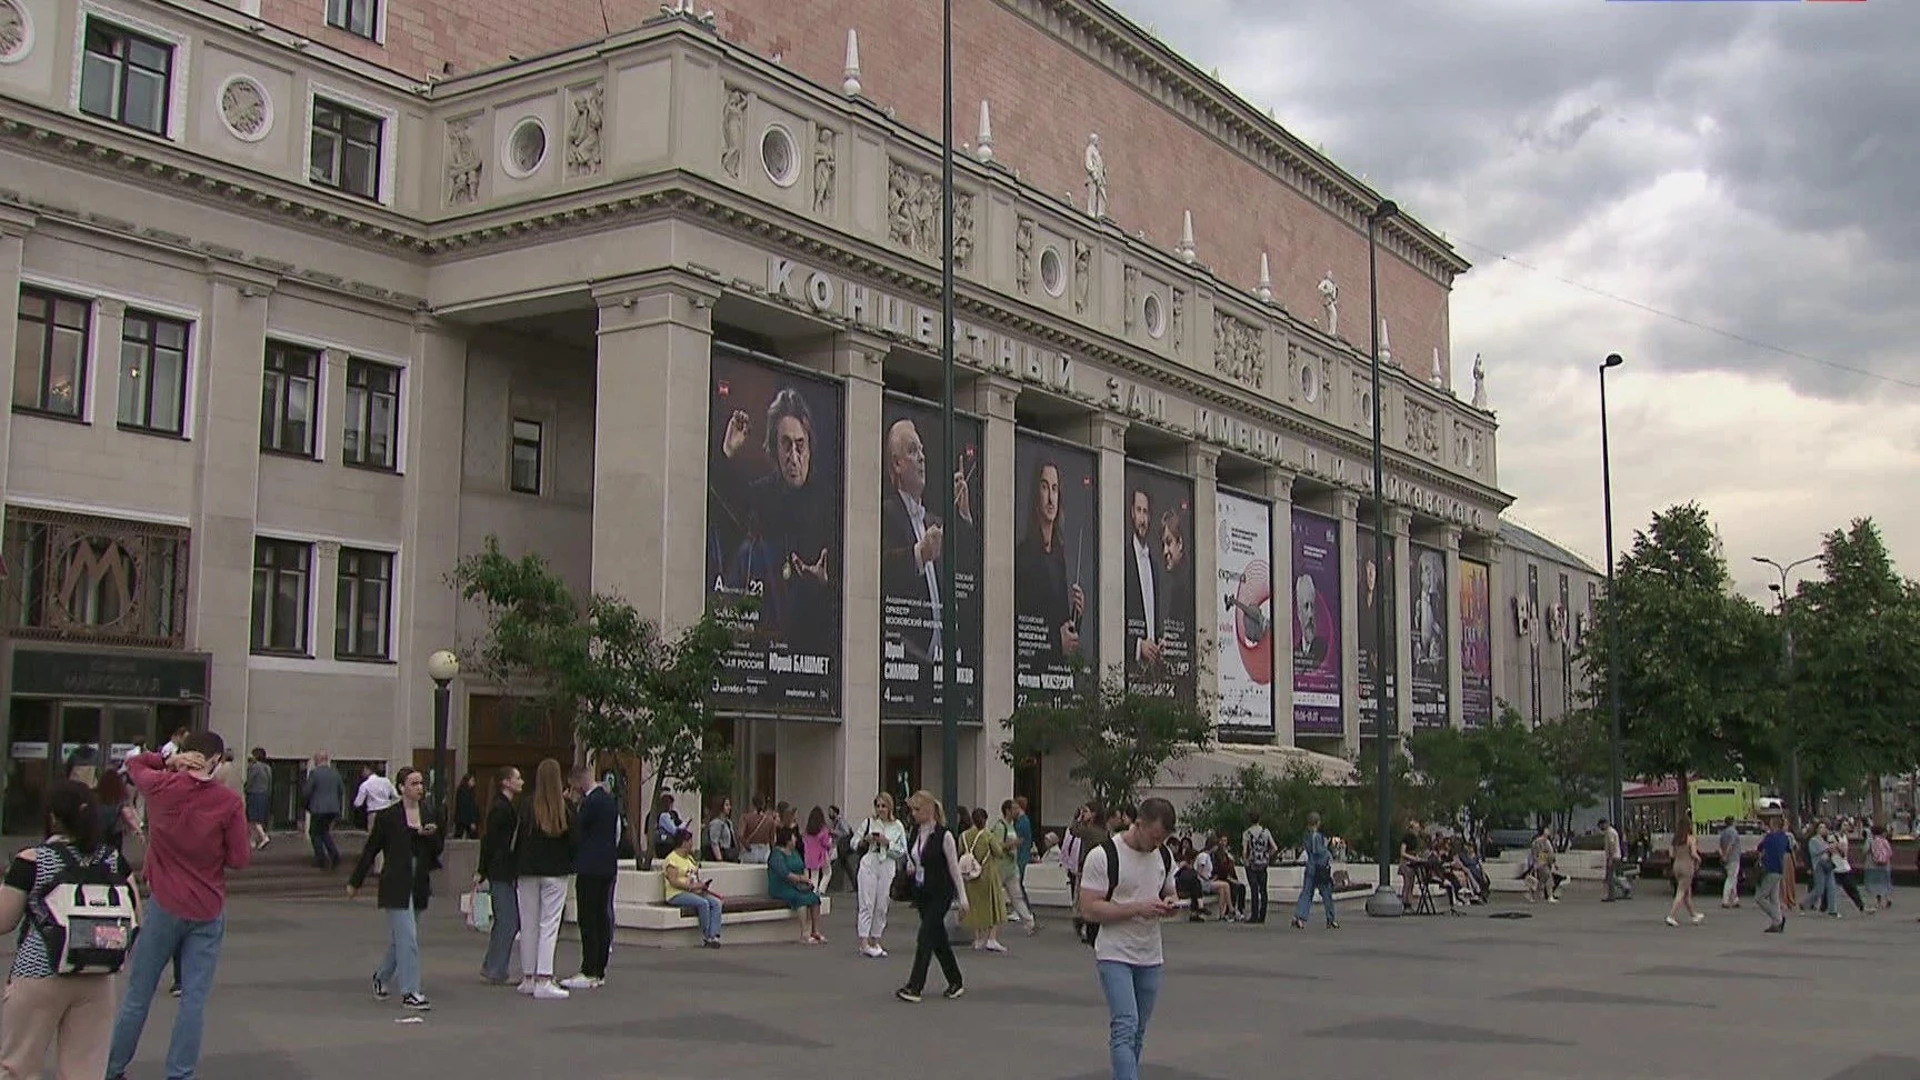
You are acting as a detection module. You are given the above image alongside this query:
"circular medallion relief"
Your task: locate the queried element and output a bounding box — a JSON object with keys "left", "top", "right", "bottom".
{"left": 761, "top": 124, "right": 799, "bottom": 188}
{"left": 502, "top": 117, "right": 548, "bottom": 178}
{"left": 217, "top": 75, "right": 273, "bottom": 143}
{"left": 1039, "top": 246, "right": 1066, "bottom": 297}
{"left": 0, "top": 0, "right": 35, "bottom": 65}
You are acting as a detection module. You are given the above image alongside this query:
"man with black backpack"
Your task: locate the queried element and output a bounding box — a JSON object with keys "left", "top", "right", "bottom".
{"left": 1077, "top": 797, "right": 1179, "bottom": 1080}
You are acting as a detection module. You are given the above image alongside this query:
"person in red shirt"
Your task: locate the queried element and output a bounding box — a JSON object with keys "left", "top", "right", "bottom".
{"left": 105, "top": 730, "right": 250, "bottom": 1080}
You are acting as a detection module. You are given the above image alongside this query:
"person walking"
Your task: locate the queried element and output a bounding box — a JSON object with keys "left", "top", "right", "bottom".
{"left": 244, "top": 748, "right": 273, "bottom": 851}
{"left": 1865, "top": 823, "right": 1894, "bottom": 913}
{"left": 475, "top": 765, "right": 524, "bottom": 986}
{"left": 1754, "top": 816, "right": 1792, "bottom": 933}
{"left": 1666, "top": 818, "right": 1705, "bottom": 927}
{"left": 0, "top": 780, "right": 133, "bottom": 1079}
{"left": 895, "top": 790, "right": 969, "bottom": 1003}
{"left": 354, "top": 765, "right": 398, "bottom": 821}
{"left": 1012, "top": 796, "right": 1037, "bottom": 917}
{"left": 1527, "top": 826, "right": 1557, "bottom": 903}
{"left": 106, "top": 732, "right": 251, "bottom": 1080}
{"left": 1241, "top": 812, "right": 1276, "bottom": 924}
{"left": 514, "top": 758, "right": 577, "bottom": 1000}
{"left": 1801, "top": 822, "right": 1835, "bottom": 916}
{"left": 1716, "top": 816, "right": 1742, "bottom": 908}
{"left": 347, "top": 766, "right": 444, "bottom": 1011}
{"left": 996, "top": 800, "right": 1038, "bottom": 934}
{"left": 454, "top": 774, "right": 482, "bottom": 840}
{"left": 854, "top": 792, "right": 908, "bottom": 958}
{"left": 302, "top": 751, "right": 347, "bottom": 871}
{"left": 1291, "top": 812, "right": 1338, "bottom": 929}
{"left": 962, "top": 808, "right": 1009, "bottom": 953}
{"left": 1599, "top": 818, "right": 1627, "bottom": 901}
{"left": 1079, "top": 797, "right": 1180, "bottom": 1080}
{"left": 563, "top": 765, "right": 618, "bottom": 990}
{"left": 662, "top": 829, "right": 724, "bottom": 947}
{"left": 1828, "top": 827, "right": 1865, "bottom": 914}
{"left": 803, "top": 806, "right": 836, "bottom": 893}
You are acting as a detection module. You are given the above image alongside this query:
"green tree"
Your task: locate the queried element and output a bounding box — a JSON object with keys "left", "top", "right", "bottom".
{"left": 1404, "top": 726, "right": 1481, "bottom": 833}
{"left": 1534, "top": 705, "right": 1611, "bottom": 835}
{"left": 1406, "top": 711, "right": 1554, "bottom": 845}
{"left": 1787, "top": 519, "right": 1920, "bottom": 815}
{"left": 1578, "top": 504, "right": 1775, "bottom": 802}
{"left": 999, "top": 665, "right": 1214, "bottom": 814}
{"left": 1185, "top": 760, "right": 1356, "bottom": 851}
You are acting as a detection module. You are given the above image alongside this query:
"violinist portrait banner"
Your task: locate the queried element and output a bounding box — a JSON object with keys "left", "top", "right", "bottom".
{"left": 705, "top": 346, "right": 845, "bottom": 715}
{"left": 1213, "top": 490, "right": 1274, "bottom": 732}
{"left": 1012, "top": 432, "right": 1100, "bottom": 710}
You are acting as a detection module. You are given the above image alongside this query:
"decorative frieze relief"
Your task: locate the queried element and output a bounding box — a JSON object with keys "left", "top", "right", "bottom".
{"left": 445, "top": 117, "right": 482, "bottom": 207}
{"left": 1122, "top": 265, "right": 1139, "bottom": 331}
{"left": 812, "top": 129, "right": 835, "bottom": 214}
{"left": 1072, "top": 239, "right": 1091, "bottom": 314}
{"left": 565, "top": 82, "right": 604, "bottom": 178}
{"left": 1014, "top": 216, "right": 1035, "bottom": 294}
{"left": 217, "top": 76, "right": 272, "bottom": 142}
{"left": 885, "top": 161, "right": 972, "bottom": 262}
{"left": 721, "top": 86, "right": 748, "bottom": 179}
{"left": 0, "top": 0, "right": 29, "bottom": 64}
{"left": 1170, "top": 288, "right": 1185, "bottom": 353}
{"left": 1404, "top": 399, "right": 1440, "bottom": 457}
{"left": 1212, "top": 309, "right": 1264, "bottom": 390}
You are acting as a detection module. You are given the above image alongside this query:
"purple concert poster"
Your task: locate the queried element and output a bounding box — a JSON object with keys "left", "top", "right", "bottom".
{"left": 1290, "top": 509, "right": 1342, "bottom": 736}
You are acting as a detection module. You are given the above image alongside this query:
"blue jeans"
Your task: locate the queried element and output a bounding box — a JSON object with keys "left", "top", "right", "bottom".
{"left": 1096, "top": 960, "right": 1163, "bottom": 1080}
{"left": 376, "top": 902, "right": 422, "bottom": 997}
{"left": 1803, "top": 865, "right": 1834, "bottom": 913}
{"left": 669, "top": 891, "right": 723, "bottom": 939}
{"left": 482, "top": 877, "right": 522, "bottom": 982}
{"left": 1295, "top": 868, "right": 1337, "bottom": 925}
{"left": 107, "top": 900, "right": 224, "bottom": 1080}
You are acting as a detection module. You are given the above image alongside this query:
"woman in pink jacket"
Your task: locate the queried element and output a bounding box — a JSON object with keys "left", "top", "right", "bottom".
{"left": 803, "top": 806, "right": 837, "bottom": 892}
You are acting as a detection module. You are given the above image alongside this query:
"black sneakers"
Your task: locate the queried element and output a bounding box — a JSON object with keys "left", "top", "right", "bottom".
{"left": 895, "top": 987, "right": 923, "bottom": 1003}
{"left": 402, "top": 993, "right": 432, "bottom": 1011}
{"left": 371, "top": 975, "right": 390, "bottom": 1001}
{"left": 942, "top": 985, "right": 965, "bottom": 1000}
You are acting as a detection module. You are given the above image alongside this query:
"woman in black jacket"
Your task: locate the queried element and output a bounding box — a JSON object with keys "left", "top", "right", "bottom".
{"left": 348, "top": 766, "right": 444, "bottom": 1011}
{"left": 895, "top": 789, "right": 970, "bottom": 1003}
{"left": 474, "top": 765, "right": 525, "bottom": 985}
{"left": 514, "top": 758, "right": 578, "bottom": 1000}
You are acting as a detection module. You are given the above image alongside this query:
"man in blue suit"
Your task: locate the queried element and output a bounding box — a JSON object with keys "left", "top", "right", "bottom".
{"left": 564, "top": 765, "right": 620, "bottom": 989}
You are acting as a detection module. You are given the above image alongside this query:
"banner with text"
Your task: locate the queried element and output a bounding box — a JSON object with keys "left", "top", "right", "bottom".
{"left": 1290, "top": 509, "right": 1342, "bottom": 736}
{"left": 879, "top": 396, "right": 984, "bottom": 720}
{"left": 1460, "top": 560, "right": 1493, "bottom": 728}
{"left": 705, "top": 347, "right": 845, "bottom": 715}
{"left": 1356, "top": 528, "right": 1397, "bottom": 737}
{"left": 1214, "top": 491, "right": 1274, "bottom": 732}
{"left": 1411, "top": 543, "right": 1450, "bottom": 728}
{"left": 1121, "top": 464, "right": 1196, "bottom": 706}
{"left": 1013, "top": 433, "right": 1100, "bottom": 710}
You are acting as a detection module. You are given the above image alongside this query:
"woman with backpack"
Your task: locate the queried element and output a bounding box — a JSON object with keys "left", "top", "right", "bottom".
{"left": 347, "top": 766, "right": 445, "bottom": 1012}
{"left": 0, "top": 779, "right": 137, "bottom": 1078}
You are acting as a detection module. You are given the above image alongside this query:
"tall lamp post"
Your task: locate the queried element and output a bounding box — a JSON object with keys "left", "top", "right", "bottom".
{"left": 937, "top": 0, "right": 960, "bottom": 816}
{"left": 427, "top": 649, "right": 460, "bottom": 815}
{"left": 1754, "top": 554, "right": 1816, "bottom": 828}
{"left": 1599, "top": 353, "right": 1625, "bottom": 835}
{"left": 1363, "top": 199, "right": 1401, "bottom": 919}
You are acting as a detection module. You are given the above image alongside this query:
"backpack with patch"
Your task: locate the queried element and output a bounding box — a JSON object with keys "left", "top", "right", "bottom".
{"left": 1246, "top": 827, "right": 1275, "bottom": 870}
{"left": 1083, "top": 838, "right": 1173, "bottom": 948}
{"left": 29, "top": 842, "right": 138, "bottom": 975}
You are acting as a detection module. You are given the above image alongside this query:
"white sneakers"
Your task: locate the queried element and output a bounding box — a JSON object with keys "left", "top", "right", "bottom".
{"left": 518, "top": 978, "right": 571, "bottom": 999}
{"left": 860, "top": 945, "right": 889, "bottom": 959}
{"left": 1666, "top": 913, "right": 1707, "bottom": 928}
{"left": 559, "top": 974, "right": 604, "bottom": 991}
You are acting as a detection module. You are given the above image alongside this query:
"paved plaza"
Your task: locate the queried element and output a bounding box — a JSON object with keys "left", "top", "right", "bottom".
{"left": 49, "top": 884, "right": 1920, "bottom": 1080}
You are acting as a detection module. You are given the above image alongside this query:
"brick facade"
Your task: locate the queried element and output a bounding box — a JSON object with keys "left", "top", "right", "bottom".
{"left": 259, "top": 0, "right": 1463, "bottom": 383}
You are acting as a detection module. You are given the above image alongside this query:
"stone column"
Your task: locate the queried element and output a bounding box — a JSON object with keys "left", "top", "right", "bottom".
{"left": 1264, "top": 468, "right": 1296, "bottom": 745}
{"left": 1335, "top": 491, "right": 1361, "bottom": 758}
{"left": 588, "top": 274, "right": 719, "bottom": 624}
{"left": 1076, "top": 412, "right": 1129, "bottom": 695}
{"left": 1441, "top": 525, "right": 1464, "bottom": 730}
{"left": 1487, "top": 536, "right": 1509, "bottom": 717}
{"left": 832, "top": 333, "right": 886, "bottom": 816}
{"left": 1180, "top": 445, "right": 1220, "bottom": 727}
{"left": 1389, "top": 507, "right": 1414, "bottom": 745}
{"left": 0, "top": 209, "right": 32, "bottom": 516}
{"left": 397, "top": 316, "right": 470, "bottom": 775}
{"left": 968, "top": 375, "right": 1019, "bottom": 808}
{"left": 190, "top": 268, "right": 275, "bottom": 747}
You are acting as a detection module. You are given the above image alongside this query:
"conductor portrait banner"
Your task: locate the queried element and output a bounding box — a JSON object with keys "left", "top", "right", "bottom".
{"left": 1214, "top": 490, "right": 1274, "bottom": 732}
{"left": 1356, "top": 527, "right": 1396, "bottom": 737}
{"left": 1460, "top": 560, "right": 1493, "bottom": 728}
{"left": 1012, "top": 432, "right": 1099, "bottom": 710}
{"left": 1290, "top": 509, "right": 1342, "bottom": 736}
{"left": 1121, "top": 463, "right": 1196, "bottom": 705}
{"left": 1410, "top": 543, "right": 1449, "bottom": 728}
{"left": 879, "top": 395, "right": 983, "bottom": 719}
{"left": 704, "top": 347, "right": 845, "bottom": 715}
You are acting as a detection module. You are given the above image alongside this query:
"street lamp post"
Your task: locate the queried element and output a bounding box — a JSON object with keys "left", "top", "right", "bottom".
{"left": 937, "top": 0, "right": 960, "bottom": 817}
{"left": 1599, "top": 353, "right": 1625, "bottom": 835}
{"left": 1363, "top": 199, "right": 1401, "bottom": 920}
{"left": 427, "top": 649, "right": 460, "bottom": 815}
{"left": 1754, "top": 554, "right": 1817, "bottom": 828}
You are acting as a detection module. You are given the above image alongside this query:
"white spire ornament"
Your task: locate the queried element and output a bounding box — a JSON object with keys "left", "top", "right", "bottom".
{"left": 1176, "top": 210, "right": 1196, "bottom": 264}
{"left": 976, "top": 99, "right": 994, "bottom": 163}
{"left": 1256, "top": 252, "right": 1273, "bottom": 303}
{"left": 1430, "top": 347, "right": 1445, "bottom": 388}
{"left": 842, "top": 29, "right": 862, "bottom": 97}
{"left": 1379, "top": 317, "right": 1393, "bottom": 366}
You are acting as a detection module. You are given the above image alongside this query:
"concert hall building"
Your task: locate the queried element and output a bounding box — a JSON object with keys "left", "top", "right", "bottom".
{"left": 0, "top": 0, "right": 1516, "bottom": 830}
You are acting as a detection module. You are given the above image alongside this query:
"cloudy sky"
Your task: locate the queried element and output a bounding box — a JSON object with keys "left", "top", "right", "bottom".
{"left": 1109, "top": 0, "right": 1920, "bottom": 599}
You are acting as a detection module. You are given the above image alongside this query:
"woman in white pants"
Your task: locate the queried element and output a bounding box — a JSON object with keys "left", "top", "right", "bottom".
{"left": 854, "top": 791, "right": 908, "bottom": 958}
{"left": 513, "top": 758, "right": 578, "bottom": 1000}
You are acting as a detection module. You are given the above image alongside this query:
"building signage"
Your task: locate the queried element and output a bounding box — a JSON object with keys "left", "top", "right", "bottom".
{"left": 9, "top": 647, "right": 210, "bottom": 701}
{"left": 1290, "top": 509, "right": 1342, "bottom": 736}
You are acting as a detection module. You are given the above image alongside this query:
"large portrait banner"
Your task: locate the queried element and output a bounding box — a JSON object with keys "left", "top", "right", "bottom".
{"left": 1121, "top": 463, "right": 1196, "bottom": 706}
{"left": 1214, "top": 491, "right": 1274, "bottom": 732}
{"left": 1290, "top": 509, "right": 1342, "bottom": 736}
{"left": 1410, "top": 543, "right": 1449, "bottom": 728}
{"left": 879, "top": 395, "right": 983, "bottom": 719}
{"left": 1013, "top": 433, "right": 1099, "bottom": 709}
{"left": 1356, "top": 528, "right": 1397, "bottom": 737}
{"left": 1460, "top": 559, "right": 1493, "bottom": 728}
{"left": 705, "top": 347, "right": 845, "bottom": 714}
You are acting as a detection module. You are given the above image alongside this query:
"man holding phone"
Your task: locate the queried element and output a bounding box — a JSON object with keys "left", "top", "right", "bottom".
{"left": 1076, "top": 797, "right": 1179, "bottom": 1080}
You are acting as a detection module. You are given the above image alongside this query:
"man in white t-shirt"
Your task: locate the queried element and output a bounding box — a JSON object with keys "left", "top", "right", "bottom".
{"left": 1078, "top": 797, "right": 1178, "bottom": 1080}
{"left": 354, "top": 766, "right": 398, "bottom": 817}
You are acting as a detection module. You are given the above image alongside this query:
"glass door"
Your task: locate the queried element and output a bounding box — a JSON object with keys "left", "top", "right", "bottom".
{"left": 108, "top": 703, "right": 153, "bottom": 770}
{"left": 57, "top": 703, "right": 105, "bottom": 787}
{"left": 4, "top": 699, "right": 53, "bottom": 834}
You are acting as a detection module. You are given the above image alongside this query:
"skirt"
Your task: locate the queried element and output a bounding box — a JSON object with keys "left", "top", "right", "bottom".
{"left": 246, "top": 790, "right": 270, "bottom": 825}
{"left": 1865, "top": 866, "right": 1893, "bottom": 897}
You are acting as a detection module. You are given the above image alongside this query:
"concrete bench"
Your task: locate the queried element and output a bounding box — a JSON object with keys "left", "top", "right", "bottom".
{"left": 563, "top": 863, "right": 832, "bottom": 948}
{"left": 1024, "top": 859, "right": 1389, "bottom": 909}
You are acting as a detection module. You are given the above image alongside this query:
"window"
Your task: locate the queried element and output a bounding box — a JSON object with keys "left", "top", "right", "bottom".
{"left": 510, "top": 419, "right": 542, "bottom": 494}
{"left": 261, "top": 342, "right": 319, "bottom": 456}
{"left": 309, "top": 98, "right": 383, "bottom": 200}
{"left": 116, "top": 311, "right": 188, "bottom": 435}
{"left": 3, "top": 508, "right": 190, "bottom": 647}
{"left": 342, "top": 358, "right": 398, "bottom": 470}
{"left": 250, "top": 538, "right": 312, "bottom": 654}
{"left": 13, "top": 288, "right": 90, "bottom": 418}
{"left": 334, "top": 548, "right": 393, "bottom": 660}
{"left": 325, "top": 0, "right": 379, "bottom": 39}
{"left": 78, "top": 19, "right": 174, "bottom": 136}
